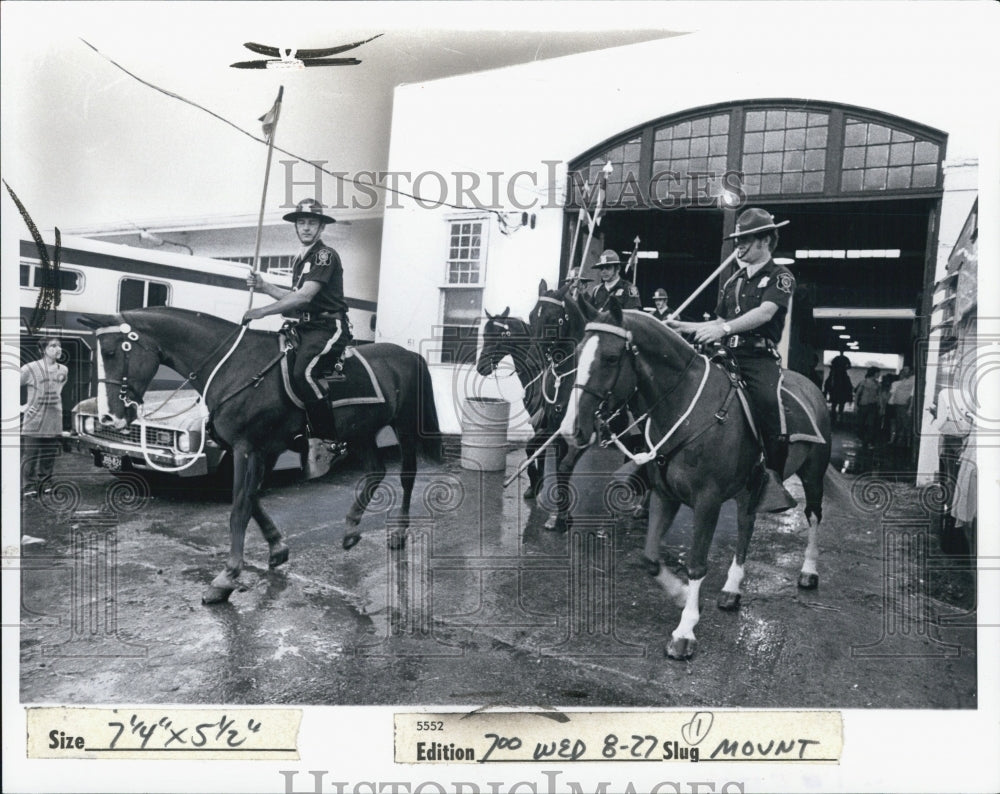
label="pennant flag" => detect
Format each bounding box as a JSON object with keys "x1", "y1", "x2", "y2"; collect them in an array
[
  {"x1": 586, "y1": 161, "x2": 612, "y2": 234},
  {"x1": 258, "y1": 88, "x2": 283, "y2": 140}
]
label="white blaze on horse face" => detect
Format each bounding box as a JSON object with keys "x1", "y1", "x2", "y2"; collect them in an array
[{"x1": 558, "y1": 334, "x2": 599, "y2": 440}]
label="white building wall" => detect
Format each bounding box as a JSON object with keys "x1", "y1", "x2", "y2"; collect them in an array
[{"x1": 380, "y1": 26, "x2": 987, "y2": 435}]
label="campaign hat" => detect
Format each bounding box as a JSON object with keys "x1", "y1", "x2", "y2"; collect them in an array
[
  {"x1": 282, "y1": 198, "x2": 336, "y2": 224},
  {"x1": 727, "y1": 207, "x2": 789, "y2": 239}
]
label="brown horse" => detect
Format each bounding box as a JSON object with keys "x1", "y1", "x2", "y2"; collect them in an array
[
  {"x1": 561, "y1": 300, "x2": 832, "y2": 659},
  {"x1": 82, "y1": 307, "x2": 442, "y2": 604},
  {"x1": 475, "y1": 308, "x2": 547, "y2": 498}
]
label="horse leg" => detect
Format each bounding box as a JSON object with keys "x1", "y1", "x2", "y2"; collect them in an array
[
  {"x1": 524, "y1": 431, "x2": 545, "y2": 499},
  {"x1": 666, "y1": 496, "x2": 722, "y2": 660},
  {"x1": 252, "y1": 453, "x2": 289, "y2": 569},
  {"x1": 545, "y1": 437, "x2": 575, "y2": 532},
  {"x1": 718, "y1": 490, "x2": 755, "y2": 611},
  {"x1": 640, "y1": 487, "x2": 681, "y2": 576},
  {"x1": 204, "y1": 445, "x2": 265, "y2": 604},
  {"x1": 389, "y1": 433, "x2": 418, "y2": 551},
  {"x1": 797, "y1": 454, "x2": 826, "y2": 590},
  {"x1": 343, "y1": 439, "x2": 386, "y2": 551}
]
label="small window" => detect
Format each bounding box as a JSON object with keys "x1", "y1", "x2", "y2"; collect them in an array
[
  {"x1": 20, "y1": 261, "x2": 84, "y2": 293},
  {"x1": 119, "y1": 277, "x2": 172, "y2": 311},
  {"x1": 439, "y1": 218, "x2": 488, "y2": 364}
]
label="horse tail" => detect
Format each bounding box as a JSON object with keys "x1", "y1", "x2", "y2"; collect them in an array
[{"x1": 416, "y1": 353, "x2": 444, "y2": 463}]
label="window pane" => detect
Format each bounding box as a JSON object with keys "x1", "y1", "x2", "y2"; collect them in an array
[
  {"x1": 148, "y1": 282, "x2": 169, "y2": 307},
  {"x1": 742, "y1": 153, "x2": 763, "y2": 173},
  {"x1": 914, "y1": 141, "x2": 939, "y2": 164},
  {"x1": 743, "y1": 132, "x2": 763, "y2": 153},
  {"x1": 786, "y1": 111, "x2": 807, "y2": 128},
  {"x1": 690, "y1": 137, "x2": 709, "y2": 157},
  {"x1": 843, "y1": 146, "x2": 866, "y2": 169},
  {"x1": 807, "y1": 112, "x2": 828, "y2": 127},
  {"x1": 805, "y1": 149, "x2": 826, "y2": 170},
  {"x1": 841, "y1": 170, "x2": 864, "y2": 191},
  {"x1": 442, "y1": 288, "x2": 483, "y2": 324},
  {"x1": 891, "y1": 129, "x2": 914, "y2": 143},
  {"x1": 785, "y1": 128, "x2": 805, "y2": 149},
  {"x1": 55, "y1": 269, "x2": 81, "y2": 292},
  {"x1": 708, "y1": 155, "x2": 728, "y2": 171},
  {"x1": 781, "y1": 172, "x2": 803, "y2": 193},
  {"x1": 20, "y1": 264, "x2": 31, "y2": 286},
  {"x1": 783, "y1": 150, "x2": 804, "y2": 170},
  {"x1": 119, "y1": 278, "x2": 146, "y2": 311},
  {"x1": 868, "y1": 124, "x2": 891, "y2": 144},
  {"x1": 806, "y1": 127, "x2": 828, "y2": 147},
  {"x1": 865, "y1": 144, "x2": 889, "y2": 167},
  {"x1": 674, "y1": 121, "x2": 691, "y2": 137},
  {"x1": 912, "y1": 164, "x2": 938, "y2": 187},
  {"x1": 744, "y1": 111, "x2": 765, "y2": 132},
  {"x1": 671, "y1": 139, "x2": 690, "y2": 158},
  {"x1": 763, "y1": 152, "x2": 783, "y2": 172},
  {"x1": 763, "y1": 130, "x2": 784, "y2": 151},
  {"x1": 887, "y1": 166, "x2": 912, "y2": 190},
  {"x1": 889, "y1": 141, "x2": 914, "y2": 166},
  {"x1": 844, "y1": 123, "x2": 867, "y2": 146},
  {"x1": 761, "y1": 173, "x2": 782, "y2": 193},
  {"x1": 803, "y1": 171, "x2": 825, "y2": 192},
  {"x1": 765, "y1": 110, "x2": 786, "y2": 129},
  {"x1": 710, "y1": 114, "x2": 730, "y2": 134},
  {"x1": 862, "y1": 167, "x2": 887, "y2": 190},
  {"x1": 709, "y1": 135, "x2": 727, "y2": 155},
  {"x1": 691, "y1": 117, "x2": 710, "y2": 136}
]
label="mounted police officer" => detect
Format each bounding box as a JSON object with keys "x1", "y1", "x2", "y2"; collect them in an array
[
  {"x1": 585, "y1": 249, "x2": 641, "y2": 310},
  {"x1": 243, "y1": 198, "x2": 352, "y2": 441},
  {"x1": 651, "y1": 288, "x2": 671, "y2": 322},
  {"x1": 668, "y1": 207, "x2": 796, "y2": 513}
]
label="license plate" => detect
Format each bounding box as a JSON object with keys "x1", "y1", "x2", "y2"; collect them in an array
[{"x1": 101, "y1": 454, "x2": 123, "y2": 472}]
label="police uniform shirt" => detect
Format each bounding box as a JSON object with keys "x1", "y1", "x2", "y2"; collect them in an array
[
  {"x1": 715, "y1": 259, "x2": 795, "y2": 344},
  {"x1": 588, "y1": 277, "x2": 642, "y2": 311},
  {"x1": 291, "y1": 239, "x2": 348, "y2": 317},
  {"x1": 652, "y1": 307, "x2": 671, "y2": 322}
]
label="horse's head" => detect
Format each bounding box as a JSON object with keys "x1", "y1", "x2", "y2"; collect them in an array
[
  {"x1": 83, "y1": 313, "x2": 163, "y2": 431},
  {"x1": 476, "y1": 307, "x2": 515, "y2": 376},
  {"x1": 558, "y1": 297, "x2": 638, "y2": 449},
  {"x1": 530, "y1": 279, "x2": 582, "y2": 366}
]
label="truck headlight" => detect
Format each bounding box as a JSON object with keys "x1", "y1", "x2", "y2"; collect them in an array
[
  {"x1": 84, "y1": 416, "x2": 96, "y2": 434},
  {"x1": 177, "y1": 432, "x2": 191, "y2": 453}
]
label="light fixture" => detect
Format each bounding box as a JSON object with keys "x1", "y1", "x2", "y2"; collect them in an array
[
  {"x1": 832, "y1": 325, "x2": 846, "y2": 330},
  {"x1": 838, "y1": 334, "x2": 851, "y2": 339},
  {"x1": 773, "y1": 257, "x2": 795, "y2": 266}
]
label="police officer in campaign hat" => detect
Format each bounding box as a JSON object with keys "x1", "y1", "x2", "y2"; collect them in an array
[
  {"x1": 585, "y1": 249, "x2": 641, "y2": 310},
  {"x1": 668, "y1": 207, "x2": 796, "y2": 512},
  {"x1": 244, "y1": 198, "x2": 352, "y2": 441},
  {"x1": 651, "y1": 288, "x2": 671, "y2": 322}
]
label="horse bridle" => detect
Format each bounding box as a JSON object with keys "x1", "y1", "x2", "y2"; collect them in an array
[{"x1": 95, "y1": 322, "x2": 163, "y2": 409}]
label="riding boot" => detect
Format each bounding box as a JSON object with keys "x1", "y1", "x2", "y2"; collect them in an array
[
  {"x1": 305, "y1": 396, "x2": 338, "y2": 441},
  {"x1": 753, "y1": 438, "x2": 796, "y2": 513}
]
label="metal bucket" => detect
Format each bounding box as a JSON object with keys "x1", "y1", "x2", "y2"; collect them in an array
[{"x1": 460, "y1": 397, "x2": 510, "y2": 471}]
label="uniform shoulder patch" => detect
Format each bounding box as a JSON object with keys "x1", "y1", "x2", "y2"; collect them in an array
[
  {"x1": 628, "y1": 285, "x2": 639, "y2": 297},
  {"x1": 776, "y1": 272, "x2": 794, "y2": 294},
  {"x1": 316, "y1": 248, "x2": 332, "y2": 267}
]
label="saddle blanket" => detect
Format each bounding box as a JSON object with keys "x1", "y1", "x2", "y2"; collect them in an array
[
  {"x1": 281, "y1": 346, "x2": 386, "y2": 410},
  {"x1": 735, "y1": 382, "x2": 825, "y2": 445}
]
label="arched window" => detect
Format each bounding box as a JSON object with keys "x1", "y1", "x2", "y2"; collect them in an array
[{"x1": 568, "y1": 100, "x2": 946, "y2": 209}]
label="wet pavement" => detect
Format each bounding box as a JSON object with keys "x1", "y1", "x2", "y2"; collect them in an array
[{"x1": 18, "y1": 438, "x2": 977, "y2": 708}]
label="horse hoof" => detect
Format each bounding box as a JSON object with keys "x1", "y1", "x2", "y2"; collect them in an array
[
  {"x1": 268, "y1": 546, "x2": 290, "y2": 569},
  {"x1": 798, "y1": 572, "x2": 819, "y2": 590},
  {"x1": 343, "y1": 532, "x2": 361, "y2": 551},
  {"x1": 387, "y1": 533, "x2": 407, "y2": 551},
  {"x1": 717, "y1": 592, "x2": 742, "y2": 611},
  {"x1": 202, "y1": 586, "x2": 234, "y2": 605},
  {"x1": 639, "y1": 555, "x2": 661, "y2": 577},
  {"x1": 666, "y1": 637, "x2": 696, "y2": 660}
]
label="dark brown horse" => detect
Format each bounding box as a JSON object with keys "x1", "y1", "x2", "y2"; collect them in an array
[
  {"x1": 561, "y1": 300, "x2": 832, "y2": 659},
  {"x1": 475, "y1": 308, "x2": 547, "y2": 498},
  {"x1": 82, "y1": 307, "x2": 442, "y2": 603}
]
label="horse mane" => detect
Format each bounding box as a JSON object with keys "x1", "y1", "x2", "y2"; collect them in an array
[
  {"x1": 618, "y1": 309, "x2": 699, "y2": 362},
  {"x1": 121, "y1": 306, "x2": 250, "y2": 335}
]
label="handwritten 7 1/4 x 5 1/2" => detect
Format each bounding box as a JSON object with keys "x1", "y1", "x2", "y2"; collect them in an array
[{"x1": 393, "y1": 711, "x2": 842, "y2": 763}]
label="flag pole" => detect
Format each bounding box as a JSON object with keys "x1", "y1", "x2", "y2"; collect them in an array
[
  {"x1": 247, "y1": 85, "x2": 284, "y2": 311},
  {"x1": 626, "y1": 235, "x2": 640, "y2": 282}
]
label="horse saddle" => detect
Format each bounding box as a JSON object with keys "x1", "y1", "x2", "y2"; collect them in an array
[
  {"x1": 279, "y1": 340, "x2": 385, "y2": 411},
  {"x1": 709, "y1": 350, "x2": 824, "y2": 446}
]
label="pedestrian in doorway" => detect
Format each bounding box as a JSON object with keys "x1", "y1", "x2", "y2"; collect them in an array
[
  {"x1": 854, "y1": 367, "x2": 881, "y2": 447},
  {"x1": 888, "y1": 366, "x2": 915, "y2": 447},
  {"x1": 824, "y1": 348, "x2": 853, "y2": 427},
  {"x1": 21, "y1": 335, "x2": 68, "y2": 495}
]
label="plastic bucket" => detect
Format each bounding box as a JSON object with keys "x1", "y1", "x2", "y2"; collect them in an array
[{"x1": 460, "y1": 397, "x2": 511, "y2": 471}]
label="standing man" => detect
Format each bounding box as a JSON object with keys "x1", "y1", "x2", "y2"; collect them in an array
[
  {"x1": 651, "y1": 288, "x2": 671, "y2": 322},
  {"x1": 854, "y1": 367, "x2": 881, "y2": 447},
  {"x1": 244, "y1": 198, "x2": 352, "y2": 440},
  {"x1": 888, "y1": 366, "x2": 915, "y2": 447},
  {"x1": 586, "y1": 249, "x2": 641, "y2": 310},
  {"x1": 667, "y1": 207, "x2": 796, "y2": 513},
  {"x1": 21, "y1": 335, "x2": 68, "y2": 495}
]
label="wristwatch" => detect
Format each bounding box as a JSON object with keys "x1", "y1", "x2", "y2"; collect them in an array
[{"x1": 721, "y1": 322, "x2": 733, "y2": 335}]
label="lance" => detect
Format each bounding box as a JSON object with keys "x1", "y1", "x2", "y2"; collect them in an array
[
  {"x1": 503, "y1": 430, "x2": 564, "y2": 488},
  {"x1": 667, "y1": 247, "x2": 740, "y2": 321},
  {"x1": 626, "y1": 235, "x2": 640, "y2": 282},
  {"x1": 578, "y1": 161, "x2": 613, "y2": 276},
  {"x1": 566, "y1": 186, "x2": 587, "y2": 276},
  {"x1": 247, "y1": 85, "x2": 284, "y2": 311}
]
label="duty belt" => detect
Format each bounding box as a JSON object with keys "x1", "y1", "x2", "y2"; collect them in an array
[
  {"x1": 299, "y1": 311, "x2": 345, "y2": 323},
  {"x1": 726, "y1": 334, "x2": 775, "y2": 352}
]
